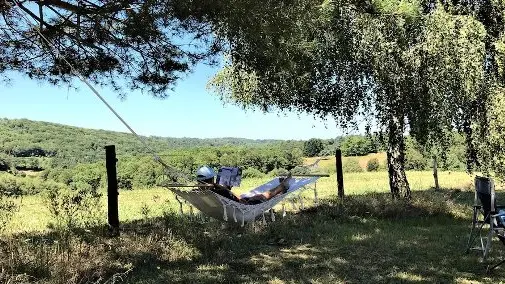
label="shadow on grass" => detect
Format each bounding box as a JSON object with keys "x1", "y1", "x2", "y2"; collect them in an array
[{"x1": 2, "y1": 188, "x2": 503, "y2": 283}]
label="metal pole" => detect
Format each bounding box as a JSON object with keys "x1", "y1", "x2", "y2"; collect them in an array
[{"x1": 105, "y1": 145, "x2": 119, "y2": 236}]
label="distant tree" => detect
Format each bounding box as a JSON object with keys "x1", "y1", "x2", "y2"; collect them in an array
[
  {"x1": 303, "y1": 138, "x2": 324, "y2": 157},
  {"x1": 340, "y1": 135, "x2": 377, "y2": 156},
  {"x1": 422, "y1": 132, "x2": 467, "y2": 172},
  {"x1": 319, "y1": 139, "x2": 336, "y2": 156}
]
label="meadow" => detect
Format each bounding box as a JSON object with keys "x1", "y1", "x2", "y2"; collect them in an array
[
  {"x1": 6, "y1": 170, "x2": 473, "y2": 233},
  {"x1": 3, "y1": 152, "x2": 505, "y2": 283}
]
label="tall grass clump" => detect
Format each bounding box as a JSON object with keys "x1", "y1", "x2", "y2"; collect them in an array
[
  {"x1": 0, "y1": 174, "x2": 22, "y2": 234},
  {"x1": 0, "y1": 194, "x2": 18, "y2": 234},
  {"x1": 44, "y1": 180, "x2": 103, "y2": 232}
]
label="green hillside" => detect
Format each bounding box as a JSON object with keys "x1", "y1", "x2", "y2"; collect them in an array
[{"x1": 0, "y1": 118, "x2": 303, "y2": 170}]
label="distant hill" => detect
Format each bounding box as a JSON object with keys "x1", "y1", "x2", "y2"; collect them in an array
[{"x1": 0, "y1": 118, "x2": 303, "y2": 170}]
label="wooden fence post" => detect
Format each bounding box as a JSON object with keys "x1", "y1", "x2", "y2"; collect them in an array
[
  {"x1": 433, "y1": 156, "x2": 440, "y2": 191},
  {"x1": 105, "y1": 145, "x2": 119, "y2": 236},
  {"x1": 336, "y1": 149, "x2": 344, "y2": 199}
]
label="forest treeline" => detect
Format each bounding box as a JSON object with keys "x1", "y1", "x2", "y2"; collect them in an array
[{"x1": 0, "y1": 118, "x2": 304, "y2": 170}]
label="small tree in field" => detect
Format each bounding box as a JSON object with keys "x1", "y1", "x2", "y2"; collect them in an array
[{"x1": 303, "y1": 138, "x2": 324, "y2": 157}]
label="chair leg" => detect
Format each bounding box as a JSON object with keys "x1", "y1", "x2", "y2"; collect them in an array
[
  {"x1": 467, "y1": 220, "x2": 486, "y2": 255},
  {"x1": 467, "y1": 209, "x2": 478, "y2": 253},
  {"x1": 484, "y1": 218, "x2": 494, "y2": 261}
]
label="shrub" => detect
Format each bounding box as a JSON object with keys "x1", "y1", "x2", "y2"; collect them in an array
[
  {"x1": 269, "y1": 168, "x2": 290, "y2": 177},
  {"x1": 17, "y1": 178, "x2": 39, "y2": 195},
  {"x1": 40, "y1": 170, "x2": 50, "y2": 181},
  {"x1": 46, "y1": 167, "x2": 73, "y2": 185},
  {"x1": 342, "y1": 158, "x2": 363, "y2": 173},
  {"x1": 0, "y1": 174, "x2": 22, "y2": 196},
  {"x1": 118, "y1": 174, "x2": 134, "y2": 190},
  {"x1": 0, "y1": 173, "x2": 67, "y2": 195},
  {"x1": 0, "y1": 174, "x2": 22, "y2": 232},
  {"x1": 0, "y1": 197, "x2": 17, "y2": 234},
  {"x1": 242, "y1": 168, "x2": 264, "y2": 179},
  {"x1": 291, "y1": 166, "x2": 311, "y2": 175},
  {"x1": 72, "y1": 164, "x2": 105, "y2": 189},
  {"x1": 0, "y1": 188, "x2": 19, "y2": 233},
  {"x1": 44, "y1": 180, "x2": 103, "y2": 231},
  {"x1": 366, "y1": 158, "x2": 380, "y2": 172},
  {"x1": 0, "y1": 153, "x2": 14, "y2": 172}
]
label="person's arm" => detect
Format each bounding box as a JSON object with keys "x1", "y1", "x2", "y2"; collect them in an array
[
  {"x1": 210, "y1": 183, "x2": 241, "y2": 202},
  {"x1": 214, "y1": 183, "x2": 233, "y2": 192}
]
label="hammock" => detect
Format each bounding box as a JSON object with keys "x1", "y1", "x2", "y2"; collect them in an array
[{"x1": 167, "y1": 176, "x2": 321, "y2": 226}]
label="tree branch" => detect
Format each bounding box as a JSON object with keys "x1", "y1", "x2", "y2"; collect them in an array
[
  {"x1": 38, "y1": 1, "x2": 43, "y2": 31},
  {"x1": 40, "y1": 0, "x2": 80, "y2": 14},
  {"x1": 15, "y1": 1, "x2": 52, "y2": 29}
]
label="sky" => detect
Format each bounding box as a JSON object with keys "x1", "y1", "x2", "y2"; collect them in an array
[{"x1": 1, "y1": 64, "x2": 344, "y2": 140}]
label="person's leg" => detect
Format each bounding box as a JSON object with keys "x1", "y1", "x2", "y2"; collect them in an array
[
  {"x1": 260, "y1": 173, "x2": 292, "y2": 199},
  {"x1": 238, "y1": 174, "x2": 292, "y2": 204}
]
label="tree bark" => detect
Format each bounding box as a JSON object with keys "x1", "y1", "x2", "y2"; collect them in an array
[{"x1": 387, "y1": 114, "x2": 411, "y2": 200}]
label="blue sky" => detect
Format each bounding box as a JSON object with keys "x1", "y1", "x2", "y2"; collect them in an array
[{"x1": 1, "y1": 64, "x2": 343, "y2": 140}]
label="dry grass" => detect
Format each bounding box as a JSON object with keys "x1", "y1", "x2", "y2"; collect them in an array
[
  {"x1": 2, "y1": 188, "x2": 505, "y2": 283},
  {"x1": 3, "y1": 165, "x2": 504, "y2": 283}
]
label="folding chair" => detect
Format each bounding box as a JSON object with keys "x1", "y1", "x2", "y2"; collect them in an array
[{"x1": 466, "y1": 176, "x2": 505, "y2": 271}]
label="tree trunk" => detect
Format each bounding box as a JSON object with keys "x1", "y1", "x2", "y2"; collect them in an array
[{"x1": 387, "y1": 114, "x2": 411, "y2": 200}]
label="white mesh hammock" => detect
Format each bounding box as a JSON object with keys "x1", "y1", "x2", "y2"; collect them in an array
[{"x1": 168, "y1": 176, "x2": 321, "y2": 226}]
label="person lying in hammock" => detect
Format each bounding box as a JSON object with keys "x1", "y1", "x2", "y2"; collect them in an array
[{"x1": 195, "y1": 166, "x2": 291, "y2": 205}]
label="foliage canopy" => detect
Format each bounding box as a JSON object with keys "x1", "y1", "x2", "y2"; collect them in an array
[
  {"x1": 1, "y1": 0, "x2": 222, "y2": 96},
  {"x1": 208, "y1": 0, "x2": 505, "y2": 197}
]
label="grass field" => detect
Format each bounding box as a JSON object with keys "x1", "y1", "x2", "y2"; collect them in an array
[
  {"x1": 3, "y1": 169, "x2": 505, "y2": 283},
  {"x1": 6, "y1": 171, "x2": 474, "y2": 233}
]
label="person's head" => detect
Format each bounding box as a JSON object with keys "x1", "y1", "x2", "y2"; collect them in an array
[{"x1": 196, "y1": 166, "x2": 215, "y2": 184}]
